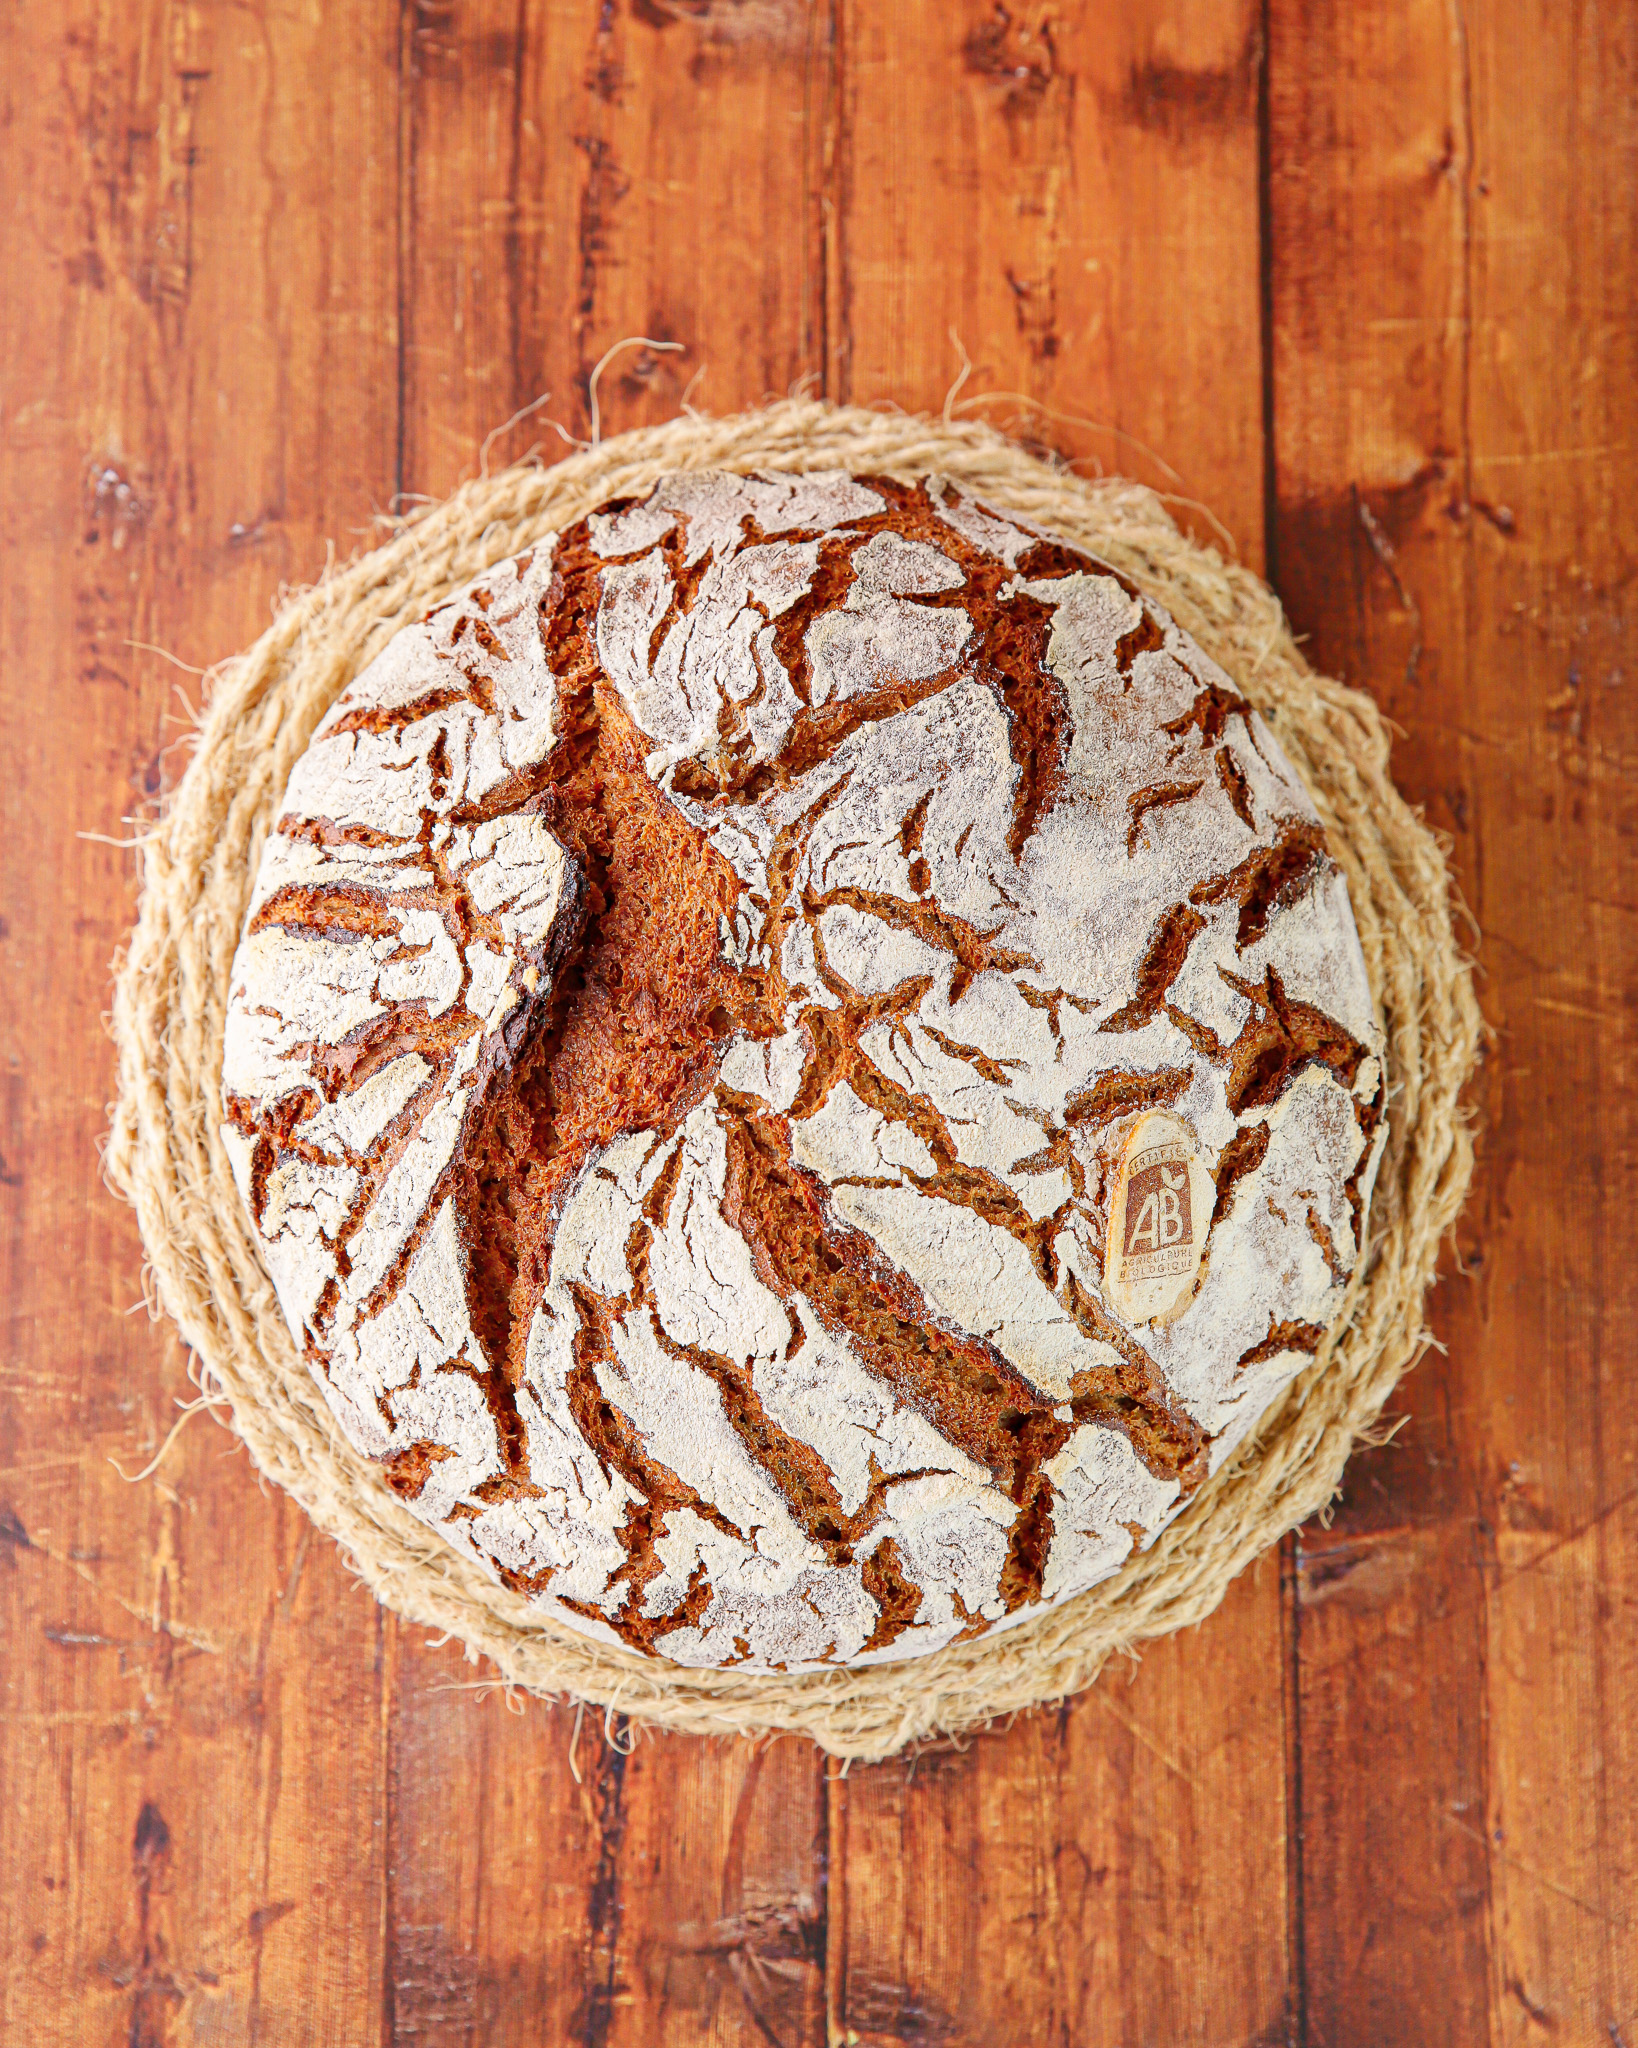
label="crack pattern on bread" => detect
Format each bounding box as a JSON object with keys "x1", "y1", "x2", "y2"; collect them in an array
[{"x1": 221, "y1": 472, "x2": 1387, "y2": 1670}]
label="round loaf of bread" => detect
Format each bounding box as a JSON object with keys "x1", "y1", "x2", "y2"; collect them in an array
[{"x1": 222, "y1": 471, "x2": 1386, "y2": 1671}]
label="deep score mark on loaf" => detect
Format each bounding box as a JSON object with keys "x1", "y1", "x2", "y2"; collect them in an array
[{"x1": 220, "y1": 471, "x2": 1387, "y2": 1672}]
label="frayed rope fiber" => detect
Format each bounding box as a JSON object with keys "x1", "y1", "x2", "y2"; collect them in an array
[{"x1": 107, "y1": 400, "x2": 1482, "y2": 1760}]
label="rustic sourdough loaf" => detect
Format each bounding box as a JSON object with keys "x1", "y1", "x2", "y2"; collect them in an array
[{"x1": 221, "y1": 471, "x2": 1386, "y2": 1671}]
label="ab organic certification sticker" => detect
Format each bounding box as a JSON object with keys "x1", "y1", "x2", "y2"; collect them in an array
[{"x1": 1104, "y1": 1109, "x2": 1216, "y2": 1326}]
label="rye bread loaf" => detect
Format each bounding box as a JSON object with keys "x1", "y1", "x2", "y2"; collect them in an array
[{"x1": 221, "y1": 471, "x2": 1386, "y2": 1672}]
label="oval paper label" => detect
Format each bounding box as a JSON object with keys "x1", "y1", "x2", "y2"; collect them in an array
[{"x1": 1104, "y1": 1109, "x2": 1214, "y2": 1326}]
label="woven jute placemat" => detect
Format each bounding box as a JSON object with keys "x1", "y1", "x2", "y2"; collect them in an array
[{"x1": 106, "y1": 400, "x2": 1482, "y2": 1760}]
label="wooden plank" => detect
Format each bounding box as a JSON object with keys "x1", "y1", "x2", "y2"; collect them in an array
[
  {"x1": 0, "y1": 2, "x2": 400, "y2": 2041},
  {"x1": 1285, "y1": 1474, "x2": 1493, "y2": 2046},
  {"x1": 832, "y1": 0, "x2": 1268, "y2": 559},
  {"x1": 831, "y1": 1569, "x2": 1290, "y2": 2048},
  {"x1": 386, "y1": 7, "x2": 832, "y2": 2043},
  {"x1": 2, "y1": 6, "x2": 1628, "y2": 2041},
  {"x1": 599, "y1": 1729, "x2": 826, "y2": 2047},
  {"x1": 385, "y1": 1669, "x2": 828, "y2": 2047},
  {"x1": 826, "y1": 7, "x2": 1291, "y2": 2043},
  {"x1": 400, "y1": 0, "x2": 833, "y2": 496},
  {"x1": 1266, "y1": 0, "x2": 1638, "y2": 2038},
  {"x1": 383, "y1": 1668, "x2": 599, "y2": 2041}
]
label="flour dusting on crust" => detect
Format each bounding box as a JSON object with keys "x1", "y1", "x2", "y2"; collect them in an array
[{"x1": 222, "y1": 473, "x2": 1386, "y2": 1670}]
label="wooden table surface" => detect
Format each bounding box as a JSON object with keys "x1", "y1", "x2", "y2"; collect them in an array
[{"x1": 3, "y1": 3, "x2": 1633, "y2": 2042}]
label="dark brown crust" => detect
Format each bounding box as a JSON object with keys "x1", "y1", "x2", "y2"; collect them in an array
[
  {"x1": 1191, "y1": 819, "x2": 1329, "y2": 951},
  {"x1": 859, "y1": 1538, "x2": 925, "y2": 1652},
  {"x1": 720, "y1": 1106, "x2": 1052, "y2": 1491},
  {"x1": 1099, "y1": 906, "x2": 1207, "y2": 1034},
  {"x1": 1215, "y1": 745, "x2": 1257, "y2": 830},
  {"x1": 380, "y1": 1439, "x2": 457, "y2": 1501},
  {"x1": 1210, "y1": 1122, "x2": 1273, "y2": 1232},
  {"x1": 1126, "y1": 779, "x2": 1205, "y2": 858},
  {"x1": 1234, "y1": 1318, "x2": 1327, "y2": 1373},
  {"x1": 1064, "y1": 1065, "x2": 1192, "y2": 1132},
  {"x1": 1219, "y1": 963, "x2": 1370, "y2": 1114}
]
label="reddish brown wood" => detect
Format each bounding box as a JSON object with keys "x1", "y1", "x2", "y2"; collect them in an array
[
  {"x1": 384, "y1": 1657, "x2": 827, "y2": 2046},
  {"x1": 1268, "y1": 0, "x2": 1638, "y2": 2040},
  {"x1": 0, "y1": 4, "x2": 401, "y2": 2042},
  {"x1": 399, "y1": 0, "x2": 833, "y2": 491},
  {"x1": 830, "y1": 1570, "x2": 1291, "y2": 2048},
  {"x1": 833, "y1": 0, "x2": 1269, "y2": 561},
  {"x1": 387, "y1": 8, "x2": 832, "y2": 2044},
  {"x1": 826, "y1": 11, "x2": 1293, "y2": 2043},
  {"x1": 0, "y1": 2, "x2": 1632, "y2": 2042}
]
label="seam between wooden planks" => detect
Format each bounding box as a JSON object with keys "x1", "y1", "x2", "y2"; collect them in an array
[
  {"x1": 1258, "y1": 17, "x2": 1306, "y2": 2037},
  {"x1": 1256, "y1": 0, "x2": 1280, "y2": 594},
  {"x1": 1280, "y1": 1530, "x2": 1309, "y2": 2048}
]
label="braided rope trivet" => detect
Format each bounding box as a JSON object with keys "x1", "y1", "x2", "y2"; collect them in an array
[{"x1": 107, "y1": 401, "x2": 1481, "y2": 1759}]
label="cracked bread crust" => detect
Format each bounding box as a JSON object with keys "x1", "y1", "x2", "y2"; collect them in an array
[{"x1": 221, "y1": 470, "x2": 1387, "y2": 1671}]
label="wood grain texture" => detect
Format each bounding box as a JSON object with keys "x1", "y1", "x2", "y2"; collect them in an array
[
  {"x1": 828, "y1": 13, "x2": 1293, "y2": 2044},
  {"x1": 387, "y1": 11, "x2": 833, "y2": 2047},
  {"x1": 1268, "y1": 1, "x2": 1638, "y2": 2041},
  {"x1": 0, "y1": 5, "x2": 400, "y2": 2043},
  {"x1": 1, "y1": 0, "x2": 1632, "y2": 2042},
  {"x1": 833, "y1": 0, "x2": 1268, "y2": 558},
  {"x1": 831, "y1": 1567, "x2": 1290, "y2": 2048},
  {"x1": 400, "y1": 0, "x2": 830, "y2": 493},
  {"x1": 385, "y1": 1612, "x2": 827, "y2": 2048}
]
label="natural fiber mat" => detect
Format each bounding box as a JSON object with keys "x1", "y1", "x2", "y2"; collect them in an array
[{"x1": 107, "y1": 400, "x2": 1482, "y2": 1760}]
